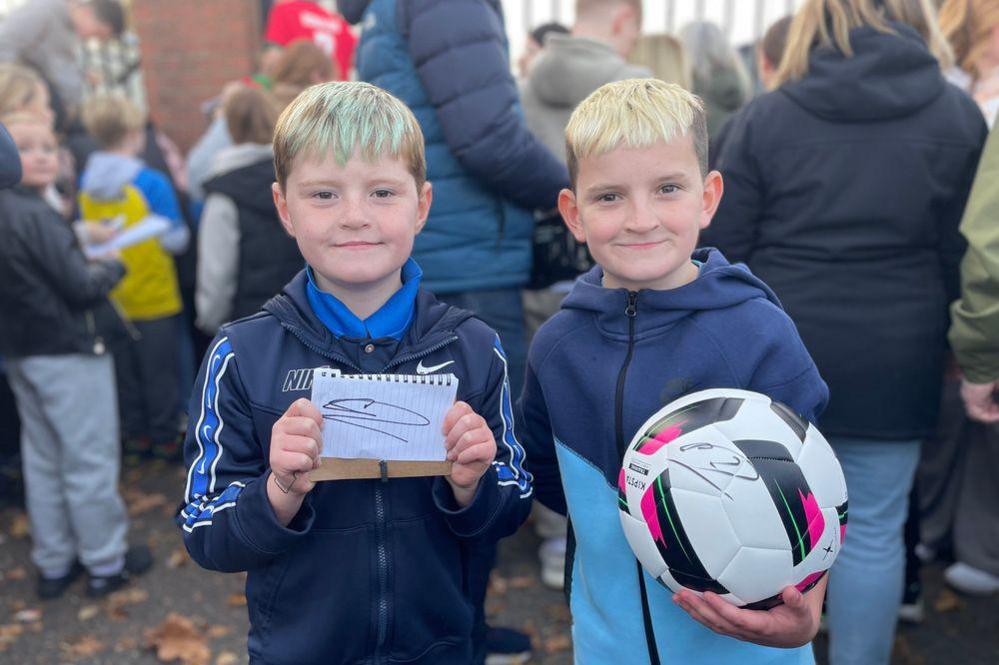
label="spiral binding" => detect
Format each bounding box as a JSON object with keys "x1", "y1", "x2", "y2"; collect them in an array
[{"x1": 316, "y1": 370, "x2": 453, "y2": 387}]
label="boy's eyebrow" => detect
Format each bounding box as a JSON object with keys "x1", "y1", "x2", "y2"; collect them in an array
[
  {"x1": 585, "y1": 172, "x2": 692, "y2": 194},
  {"x1": 295, "y1": 176, "x2": 411, "y2": 189}
]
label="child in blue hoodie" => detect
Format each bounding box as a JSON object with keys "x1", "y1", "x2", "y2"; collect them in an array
[
  {"x1": 78, "y1": 93, "x2": 189, "y2": 459},
  {"x1": 179, "y1": 82, "x2": 532, "y2": 665},
  {"x1": 519, "y1": 79, "x2": 830, "y2": 664}
]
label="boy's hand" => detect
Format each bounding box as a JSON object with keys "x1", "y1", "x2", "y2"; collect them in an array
[
  {"x1": 443, "y1": 401, "x2": 496, "y2": 507},
  {"x1": 267, "y1": 398, "x2": 323, "y2": 524},
  {"x1": 673, "y1": 577, "x2": 825, "y2": 648}
]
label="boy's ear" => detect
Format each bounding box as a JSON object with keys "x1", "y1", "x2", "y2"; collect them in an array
[
  {"x1": 414, "y1": 181, "x2": 433, "y2": 234},
  {"x1": 558, "y1": 188, "x2": 587, "y2": 244},
  {"x1": 272, "y1": 182, "x2": 296, "y2": 237},
  {"x1": 700, "y1": 170, "x2": 724, "y2": 230}
]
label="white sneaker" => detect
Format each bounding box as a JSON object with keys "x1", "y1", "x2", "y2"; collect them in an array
[
  {"x1": 539, "y1": 536, "x2": 566, "y2": 590},
  {"x1": 944, "y1": 562, "x2": 999, "y2": 596}
]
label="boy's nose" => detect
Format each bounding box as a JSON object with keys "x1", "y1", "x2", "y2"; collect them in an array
[
  {"x1": 338, "y1": 200, "x2": 370, "y2": 228},
  {"x1": 625, "y1": 204, "x2": 661, "y2": 234}
]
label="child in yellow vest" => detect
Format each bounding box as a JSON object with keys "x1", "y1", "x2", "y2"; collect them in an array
[{"x1": 78, "y1": 93, "x2": 189, "y2": 460}]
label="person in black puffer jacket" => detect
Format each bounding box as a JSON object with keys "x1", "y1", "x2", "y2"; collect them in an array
[
  {"x1": 704, "y1": 1, "x2": 988, "y2": 663},
  {"x1": 0, "y1": 112, "x2": 150, "y2": 600},
  {"x1": 196, "y1": 85, "x2": 302, "y2": 335}
]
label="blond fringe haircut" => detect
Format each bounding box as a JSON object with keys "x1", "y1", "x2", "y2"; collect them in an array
[
  {"x1": 776, "y1": 0, "x2": 954, "y2": 86},
  {"x1": 273, "y1": 81, "x2": 426, "y2": 191},
  {"x1": 0, "y1": 63, "x2": 46, "y2": 119},
  {"x1": 565, "y1": 78, "x2": 708, "y2": 187},
  {"x1": 81, "y1": 92, "x2": 145, "y2": 149},
  {"x1": 939, "y1": 0, "x2": 999, "y2": 78}
]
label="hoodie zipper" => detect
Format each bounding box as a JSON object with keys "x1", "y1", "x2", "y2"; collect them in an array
[
  {"x1": 614, "y1": 291, "x2": 637, "y2": 456},
  {"x1": 614, "y1": 291, "x2": 662, "y2": 665}
]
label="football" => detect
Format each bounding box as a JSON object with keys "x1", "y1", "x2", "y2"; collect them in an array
[{"x1": 618, "y1": 388, "x2": 847, "y2": 608}]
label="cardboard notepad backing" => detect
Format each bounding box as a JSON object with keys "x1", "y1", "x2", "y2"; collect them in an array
[{"x1": 308, "y1": 368, "x2": 458, "y2": 480}]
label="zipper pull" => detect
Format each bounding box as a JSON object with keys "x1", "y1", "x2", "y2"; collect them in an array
[{"x1": 625, "y1": 291, "x2": 638, "y2": 318}]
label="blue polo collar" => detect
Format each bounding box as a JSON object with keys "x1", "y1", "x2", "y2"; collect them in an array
[{"x1": 305, "y1": 258, "x2": 422, "y2": 340}]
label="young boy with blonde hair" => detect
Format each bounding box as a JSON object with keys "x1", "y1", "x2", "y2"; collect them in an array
[
  {"x1": 519, "y1": 79, "x2": 830, "y2": 663},
  {"x1": 179, "y1": 81, "x2": 532, "y2": 664},
  {"x1": 78, "y1": 92, "x2": 189, "y2": 460}
]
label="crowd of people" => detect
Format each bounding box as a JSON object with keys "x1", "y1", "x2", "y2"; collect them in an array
[{"x1": 0, "y1": 0, "x2": 998, "y2": 664}]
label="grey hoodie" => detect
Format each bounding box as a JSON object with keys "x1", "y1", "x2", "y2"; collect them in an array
[{"x1": 520, "y1": 35, "x2": 651, "y2": 162}]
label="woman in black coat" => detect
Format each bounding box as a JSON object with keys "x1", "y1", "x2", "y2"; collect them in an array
[{"x1": 705, "y1": 1, "x2": 987, "y2": 663}]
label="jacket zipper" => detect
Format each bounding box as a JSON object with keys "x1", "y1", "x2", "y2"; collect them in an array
[
  {"x1": 614, "y1": 291, "x2": 663, "y2": 665},
  {"x1": 374, "y1": 480, "x2": 389, "y2": 661},
  {"x1": 279, "y1": 321, "x2": 459, "y2": 659},
  {"x1": 614, "y1": 292, "x2": 638, "y2": 456}
]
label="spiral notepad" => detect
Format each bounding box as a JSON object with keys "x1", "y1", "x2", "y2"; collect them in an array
[{"x1": 311, "y1": 369, "x2": 459, "y2": 461}]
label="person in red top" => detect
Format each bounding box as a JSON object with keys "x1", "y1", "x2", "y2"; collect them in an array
[{"x1": 264, "y1": 0, "x2": 356, "y2": 80}]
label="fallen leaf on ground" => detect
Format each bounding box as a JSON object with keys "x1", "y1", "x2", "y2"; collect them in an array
[
  {"x1": 145, "y1": 613, "x2": 211, "y2": 665},
  {"x1": 4, "y1": 567, "x2": 26, "y2": 581},
  {"x1": 933, "y1": 588, "x2": 965, "y2": 613},
  {"x1": 167, "y1": 548, "x2": 189, "y2": 569},
  {"x1": 106, "y1": 586, "x2": 150, "y2": 620},
  {"x1": 78, "y1": 605, "x2": 100, "y2": 621},
  {"x1": 226, "y1": 594, "x2": 246, "y2": 607},
  {"x1": 61, "y1": 634, "x2": 106, "y2": 659},
  {"x1": 508, "y1": 575, "x2": 534, "y2": 589},
  {"x1": 543, "y1": 632, "x2": 572, "y2": 653},
  {"x1": 489, "y1": 574, "x2": 508, "y2": 595},
  {"x1": 115, "y1": 635, "x2": 139, "y2": 652},
  {"x1": 7, "y1": 513, "x2": 28, "y2": 538},
  {"x1": 206, "y1": 624, "x2": 231, "y2": 639},
  {"x1": 0, "y1": 623, "x2": 23, "y2": 652},
  {"x1": 127, "y1": 492, "x2": 168, "y2": 516},
  {"x1": 215, "y1": 651, "x2": 240, "y2": 665},
  {"x1": 14, "y1": 608, "x2": 41, "y2": 623}
]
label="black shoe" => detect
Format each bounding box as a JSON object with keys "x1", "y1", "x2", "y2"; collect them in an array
[
  {"x1": 37, "y1": 561, "x2": 83, "y2": 600},
  {"x1": 485, "y1": 626, "x2": 532, "y2": 665},
  {"x1": 86, "y1": 545, "x2": 154, "y2": 598},
  {"x1": 898, "y1": 579, "x2": 924, "y2": 624}
]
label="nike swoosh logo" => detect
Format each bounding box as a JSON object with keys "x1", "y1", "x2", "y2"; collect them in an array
[{"x1": 416, "y1": 359, "x2": 454, "y2": 375}]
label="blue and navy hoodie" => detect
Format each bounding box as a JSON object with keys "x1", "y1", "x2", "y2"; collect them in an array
[
  {"x1": 519, "y1": 249, "x2": 829, "y2": 665},
  {"x1": 179, "y1": 268, "x2": 532, "y2": 665}
]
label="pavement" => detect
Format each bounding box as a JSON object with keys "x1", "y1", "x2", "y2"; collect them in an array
[{"x1": 0, "y1": 458, "x2": 996, "y2": 664}]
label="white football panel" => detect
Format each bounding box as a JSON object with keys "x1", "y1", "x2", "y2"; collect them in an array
[
  {"x1": 795, "y1": 429, "x2": 848, "y2": 509},
  {"x1": 710, "y1": 400, "x2": 804, "y2": 460},
  {"x1": 718, "y1": 546, "x2": 794, "y2": 605},
  {"x1": 719, "y1": 470, "x2": 792, "y2": 550},
  {"x1": 670, "y1": 487, "x2": 741, "y2": 580}
]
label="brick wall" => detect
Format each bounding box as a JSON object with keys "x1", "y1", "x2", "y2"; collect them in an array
[{"x1": 132, "y1": 0, "x2": 262, "y2": 153}]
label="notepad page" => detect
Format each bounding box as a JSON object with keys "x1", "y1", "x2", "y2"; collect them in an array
[{"x1": 311, "y1": 369, "x2": 459, "y2": 461}]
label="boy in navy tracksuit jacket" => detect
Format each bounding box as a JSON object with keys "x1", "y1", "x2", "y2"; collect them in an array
[
  {"x1": 519, "y1": 80, "x2": 830, "y2": 663},
  {"x1": 179, "y1": 82, "x2": 532, "y2": 665}
]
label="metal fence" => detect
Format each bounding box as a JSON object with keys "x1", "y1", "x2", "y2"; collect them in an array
[{"x1": 503, "y1": 0, "x2": 807, "y2": 62}]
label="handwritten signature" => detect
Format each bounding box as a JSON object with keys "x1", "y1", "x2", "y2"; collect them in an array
[
  {"x1": 322, "y1": 398, "x2": 430, "y2": 443},
  {"x1": 669, "y1": 442, "x2": 760, "y2": 499}
]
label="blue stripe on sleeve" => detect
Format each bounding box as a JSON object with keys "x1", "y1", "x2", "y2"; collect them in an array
[
  {"x1": 492, "y1": 336, "x2": 533, "y2": 498},
  {"x1": 182, "y1": 337, "x2": 241, "y2": 529}
]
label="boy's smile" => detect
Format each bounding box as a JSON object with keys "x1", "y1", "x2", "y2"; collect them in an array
[
  {"x1": 559, "y1": 137, "x2": 722, "y2": 292},
  {"x1": 273, "y1": 151, "x2": 432, "y2": 317}
]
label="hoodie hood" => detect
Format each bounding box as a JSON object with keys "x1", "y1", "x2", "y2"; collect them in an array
[
  {"x1": 781, "y1": 22, "x2": 944, "y2": 122},
  {"x1": 561, "y1": 248, "x2": 781, "y2": 337},
  {"x1": 202, "y1": 144, "x2": 277, "y2": 216},
  {"x1": 208, "y1": 143, "x2": 273, "y2": 179},
  {"x1": 339, "y1": 0, "x2": 371, "y2": 24},
  {"x1": 528, "y1": 35, "x2": 650, "y2": 108},
  {"x1": 79, "y1": 152, "x2": 143, "y2": 201},
  {"x1": 695, "y1": 67, "x2": 748, "y2": 113}
]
